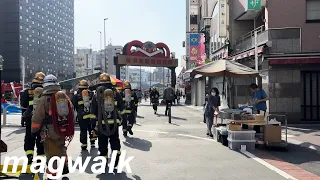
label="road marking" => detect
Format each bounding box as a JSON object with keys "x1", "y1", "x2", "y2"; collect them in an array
[
  {"x1": 135, "y1": 129, "x2": 169, "y2": 134},
  {"x1": 240, "y1": 150, "x2": 297, "y2": 180},
  {"x1": 177, "y1": 134, "x2": 217, "y2": 142}
]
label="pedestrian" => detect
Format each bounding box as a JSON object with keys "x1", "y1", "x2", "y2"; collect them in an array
[{"x1": 204, "y1": 88, "x2": 221, "y2": 137}]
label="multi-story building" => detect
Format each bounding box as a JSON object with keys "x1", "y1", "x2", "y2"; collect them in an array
[
  {"x1": 75, "y1": 48, "x2": 93, "y2": 74},
  {"x1": 181, "y1": 55, "x2": 187, "y2": 68},
  {"x1": 197, "y1": 0, "x2": 320, "y2": 123},
  {"x1": 0, "y1": 0, "x2": 74, "y2": 83},
  {"x1": 126, "y1": 67, "x2": 150, "y2": 89},
  {"x1": 74, "y1": 54, "x2": 88, "y2": 77}
]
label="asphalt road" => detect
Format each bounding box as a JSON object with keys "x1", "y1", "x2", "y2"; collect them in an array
[{"x1": 1, "y1": 101, "x2": 290, "y2": 180}]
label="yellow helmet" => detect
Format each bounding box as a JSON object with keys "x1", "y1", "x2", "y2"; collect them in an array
[
  {"x1": 32, "y1": 72, "x2": 45, "y2": 83},
  {"x1": 99, "y1": 73, "x2": 111, "y2": 84},
  {"x1": 123, "y1": 81, "x2": 131, "y2": 89},
  {"x1": 79, "y1": 79, "x2": 89, "y2": 89}
]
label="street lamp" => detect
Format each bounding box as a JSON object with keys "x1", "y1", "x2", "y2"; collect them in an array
[{"x1": 103, "y1": 18, "x2": 108, "y2": 73}]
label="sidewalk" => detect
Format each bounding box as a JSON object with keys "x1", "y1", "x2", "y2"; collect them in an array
[
  {"x1": 1, "y1": 114, "x2": 21, "y2": 127},
  {"x1": 182, "y1": 103, "x2": 320, "y2": 152}
]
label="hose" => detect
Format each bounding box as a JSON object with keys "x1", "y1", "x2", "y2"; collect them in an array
[{"x1": 96, "y1": 86, "x2": 118, "y2": 136}]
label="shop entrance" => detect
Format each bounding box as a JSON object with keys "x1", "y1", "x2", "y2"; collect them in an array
[
  {"x1": 114, "y1": 40, "x2": 178, "y2": 88},
  {"x1": 301, "y1": 71, "x2": 320, "y2": 122}
]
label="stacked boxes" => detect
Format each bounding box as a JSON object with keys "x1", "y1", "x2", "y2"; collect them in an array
[{"x1": 227, "y1": 130, "x2": 256, "y2": 151}]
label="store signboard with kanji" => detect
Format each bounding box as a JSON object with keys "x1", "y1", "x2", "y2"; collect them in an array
[
  {"x1": 246, "y1": 0, "x2": 261, "y2": 10},
  {"x1": 117, "y1": 55, "x2": 178, "y2": 67}
]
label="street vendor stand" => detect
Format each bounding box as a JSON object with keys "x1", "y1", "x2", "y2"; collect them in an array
[{"x1": 191, "y1": 59, "x2": 287, "y2": 151}]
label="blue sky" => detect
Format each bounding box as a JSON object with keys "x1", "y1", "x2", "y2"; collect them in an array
[{"x1": 74, "y1": 0, "x2": 186, "y2": 70}]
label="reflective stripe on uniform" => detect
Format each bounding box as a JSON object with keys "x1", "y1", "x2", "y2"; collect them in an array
[
  {"x1": 123, "y1": 110, "x2": 132, "y2": 114},
  {"x1": 83, "y1": 114, "x2": 96, "y2": 119},
  {"x1": 120, "y1": 110, "x2": 126, "y2": 114},
  {"x1": 135, "y1": 104, "x2": 138, "y2": 106},
  {"x1": 37, "y1": 154, "x2": 45, "y2": 157},
  {"x1": 31, "y1": 123, "x2": 41, "y2": 128},
  {"x1": 81, "y1": 144, "x2": 87, "y2": 147},
  {"x1": 78, "y1": 101, "x2": 84, "y2": 105},
  {"x1": 128, "y1": 124, "x2": 132, "y2": 127},
  {"x1": 25, "y1": 150, "x2": 34, "y2": 156},
  {"x1": 115, "y1": 101, "x2": 118, "y2": 106},
  {"x1": 122, "y1": 97, "x2": 134, "y2": 101},
  {"x1": 29, "y1": 101, "x2": 33, "y2": 105},
  {"x1": 96, "y1": 119, "x2": 121, "y2": 125},
  {"x1": 117, "y1": 151, "x2": 121, "y2": 155}
]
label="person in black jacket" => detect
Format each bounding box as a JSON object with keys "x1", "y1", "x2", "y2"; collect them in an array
[
  {"x1": 20, "y1": 72, "x2": 45, "y2": 165},
  {"x1": 90, "y1": 73, "x2": 124, "y2": 168},
  {"x1": 121, "y1": 81, "x2": 138, "y2": 137},
  {"x1": 150, "y1": 87, "x2": 160, "y2": 114},
  {"x1": 72, "y1": 80, "x2": 96, "y2": 150}
]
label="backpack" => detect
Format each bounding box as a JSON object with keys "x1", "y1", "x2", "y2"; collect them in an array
[
  {"x1": 167, "y1": 88, "x2": 175, "y2": 100},
  {"x1": 50, "y1": 91, "x2": 75, "y2": 138}
]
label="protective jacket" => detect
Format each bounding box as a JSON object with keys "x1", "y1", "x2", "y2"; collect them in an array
[
  {"x1": 150, "y1": 90, "x2": 160, "y2": 102},
  {"x1": 91, "y1": 84, "x2": 124, "y2": 136},
  {"x1": 122, "y1": 89, "x2": 138, "y2": 114}
]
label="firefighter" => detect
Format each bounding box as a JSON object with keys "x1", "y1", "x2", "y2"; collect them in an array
[
  {"x1": 91, "y1": 73, "x2": 124, "y2": 169},
  {"x1": 20, "y1": 72, "x2": 45, "y2": 165},
  {"x1": 121, "y1": 81, "x2": 138, "y2": 137},
  {"x1": 150, "y1": 87, "x2": 160, "y2": 114},
  {"x1": 72, "y1": 80, "x2": 96, "y2": 150},
  {"x1": 31, "y1": 74, "x2": 74, "y2": 179},
  {"x1": 20, "y1": 89, "x2": 27, "y2": 127}
]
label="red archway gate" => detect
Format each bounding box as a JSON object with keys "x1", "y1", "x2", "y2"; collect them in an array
[{"x1": 114, "y1": 40, "x2": 178, "y2": 88}]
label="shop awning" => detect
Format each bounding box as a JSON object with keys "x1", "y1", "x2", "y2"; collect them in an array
[{"x1": 192, "y1": 59, "x2": 260, "y2": 78}]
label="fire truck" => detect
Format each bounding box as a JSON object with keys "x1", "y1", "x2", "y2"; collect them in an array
[{"x1": 1, "y1": 80, "x2": 23, "y2": 103}]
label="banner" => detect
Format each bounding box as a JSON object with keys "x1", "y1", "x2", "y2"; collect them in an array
[{"x1": 189, "y1": 33, "x2": 199, "y2": 62}]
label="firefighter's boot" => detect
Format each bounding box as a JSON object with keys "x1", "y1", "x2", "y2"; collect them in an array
[{"x1": 81, "y1": 144, "x2": 87, "y2": 151}]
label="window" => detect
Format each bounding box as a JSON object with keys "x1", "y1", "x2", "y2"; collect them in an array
[{"x1": 307, "y1": 0, "x2": 320, "y2": 21}]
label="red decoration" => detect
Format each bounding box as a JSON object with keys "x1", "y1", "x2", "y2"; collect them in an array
[{"x1": 126, "y1": 57, "x2": 131, "y2": 63}]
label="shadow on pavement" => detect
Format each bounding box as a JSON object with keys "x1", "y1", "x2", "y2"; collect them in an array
[
  {"x1": 286, "y1": 126, "x2": 320, "y2": 135},
  {"x1": 136, "y1": 115, "x2": 144, "y2": 119},
  {"x1": 156, "y1": 114, "x2": 187, "y2": 120},
  {"x1": 123, "y1": 137, "x2": 152, "y2": 151},
  {"x1": 97, "y1": 172, "x2": 141, "y2": 180},
  {"x1": 6, "y1": 128, "x2": 25, "y2": 136},
  {"x1": 74, "y1": 147, "x2": 99, "y2": 174},
  {"x1": 260, "y1": 143, "x2": 320, "y2": 176}
]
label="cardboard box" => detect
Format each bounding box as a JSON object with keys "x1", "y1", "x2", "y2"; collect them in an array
[
  {"x1": 227, "y1": 124, "x2": 242, "y2": 131},
  {"x1": 264, "y1": 125, "x2": 281, "y2": 142},
  {"x1": 255, "y1": 114, "x2": 265, "y2": 121}
]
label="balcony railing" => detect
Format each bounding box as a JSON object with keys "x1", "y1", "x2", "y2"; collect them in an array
[
  {"x1": 199, "y1": 18, "x2": 211, "y2": 32},
  {"x1": 234, "y1": 26, "x2": 301, "y2": 54}
]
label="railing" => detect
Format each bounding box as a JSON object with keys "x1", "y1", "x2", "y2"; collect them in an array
[
  {"x1": 234, "y1": 27, "x2": 301, "y2": 54},
  {"x1": 2, "y1": 105, "x2": 16, "y2": 126},
  {"x1": 235, "y1": 25, "x2": 266, "y2": 45}
]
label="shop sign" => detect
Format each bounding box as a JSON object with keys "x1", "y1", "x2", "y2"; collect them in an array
[
  {"x1": 219, "y1": 0, "x2": 227, "y2": 38},
  {"x1": 117, "y1": 55, "x2": 178, "y2": 67},
  {"x1": 246, "y1": 0, "x2": 261, "y2": 10}
]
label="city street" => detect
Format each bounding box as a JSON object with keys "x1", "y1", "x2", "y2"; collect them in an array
[{"x1": 1, "y1": 101, "x2": 319, "y2": 180}]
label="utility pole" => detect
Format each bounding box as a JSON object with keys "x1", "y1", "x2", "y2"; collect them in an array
[
  {"x1": 20, "y1": 56, "x2": 25, "y2": 88},
  {"x1": 103, "y1": 18, "x2": 108, "y2": 73},
  {"x1": 254, "y1": 18, "x2": 258, "y2": 85},
  {"x1": 140, "y1": 66, "x2": 142, "y2": 90}
]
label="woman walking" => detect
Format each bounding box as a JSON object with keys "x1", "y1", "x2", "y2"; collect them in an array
[{"x1": 204, "y1": 88, "x2": 221, "y2": 137}]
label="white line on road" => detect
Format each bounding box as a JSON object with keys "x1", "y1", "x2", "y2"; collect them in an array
[
  {"x1": 177, "y1": 134, "x2": 217, "y2": 142},
  {"x1": 240, "y1": 150, "x2": 297, "y2": 180},
  {"x1": 135, "y1": 129, "x2": 169, "y2": 134}
]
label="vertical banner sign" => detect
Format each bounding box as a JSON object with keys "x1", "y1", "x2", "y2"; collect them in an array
[
  {"x1": 198, "y1": 33, "x2": 206, "y2": 66},
  {"x1": 219, "y1": 0, "x2": 227, "y2": 38},
  {"x1": 246, "y1": 0, "x2": 261, "y2": 10},
  {"x1": 189, "y1": 33, "x2": 199, "y2": 63},
  {"x1": 186, "y1": 33, "x2": 190, "y2": 57}
]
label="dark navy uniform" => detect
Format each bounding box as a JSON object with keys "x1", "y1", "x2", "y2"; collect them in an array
[
  {"x1": 91, "y1": 83, "x2": 124, "y2": 166},
  {"x1": 121, "y1": 89, "x2": 138, "y2": 136},
  {"x1": 73, "y1": 89, "x2": 96, "y2": 150},
  {"x1": 21, "y1": 87, "x2": 44, "y2": 164}
]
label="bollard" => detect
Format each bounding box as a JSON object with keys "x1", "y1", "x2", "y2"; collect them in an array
[{"x1": 2, "y1": 105, "x2": 16, "y2": 126}]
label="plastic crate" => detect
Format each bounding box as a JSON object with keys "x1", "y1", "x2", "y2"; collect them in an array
[
  {"x1": 228, "y1": 130, "x2": 256, "y2": 141},
  {"x1": 227, "y1": 138, "x2": 255, "y2": 151}
]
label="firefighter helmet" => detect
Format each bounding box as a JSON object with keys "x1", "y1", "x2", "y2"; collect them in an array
[
  {"x1": 32, "y1": 72, "x2": 45, "y2": 83},
  {"x1": 123, "y1": 81, "x2": 131, "y2": 89},
  {"x1": 79, "y1": 80, "x2": 89, "y2": 89},
  {"x1": 99, "y1": 73, "x2": 111, "y2": 84},
  {"x1": 43, "y1": 74, "x2": 59, "y2": 87}
]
